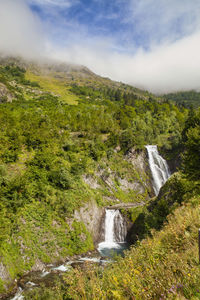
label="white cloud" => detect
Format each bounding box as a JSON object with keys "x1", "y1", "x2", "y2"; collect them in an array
[
  {"x1": 51, "y1": 30, "x2": 200, "y2": 94},
  {"x1": 128, "y1": 0, "x2": 200, "y2": 44},
  {"x1": 28, "y1": 0, "x2": 74, "y2": 8},
  {"x1": 47, "y1": 0, "x2": 200, "y2": 93},
  {"x1": 37, "y1": 0, "x2": 200, "y2": 93},
  {"x1": 0, "y1": 0, "x2": 45, "y2": 59},
  {"x1": 1, "y1": 0, "x2": 200, "y2": 94}
]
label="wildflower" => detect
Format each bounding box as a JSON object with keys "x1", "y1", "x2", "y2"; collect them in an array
[{"x1": 176, "y1": 283, "x2": 183, "y2": 289}]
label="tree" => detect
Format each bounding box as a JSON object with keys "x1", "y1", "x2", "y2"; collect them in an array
[{"x1": 182, "y1": 125, "x2": 200, "y2": 180}]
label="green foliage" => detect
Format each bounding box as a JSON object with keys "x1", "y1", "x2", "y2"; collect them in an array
[
  {"x1": 62, "y1": 197, "x2": 200, "y2": 299},
  {"x1": 182, "y1": 108, "x2": 200, "y2": 180},
  {"x1": 0, "y1": 65, "x2": 39, "y2": 87},
  {"x1": 129, "y1": 173, "x2": 196, "y2": 242},
  {"x1": 183, "y1": 126, "x2": 200, "y2": 179},
  {"x1": 23, "y1": 282, "x2": 65, "y2": 300},
  {"x1": 164, "y1": 90, "x2": 200, "y2": 108},
  {"x1": 0, "y1": 61, "x2": 190, "y2": 296},
  {"x1": 49, "y1": 167, "x2": 73, "y2": 189}
]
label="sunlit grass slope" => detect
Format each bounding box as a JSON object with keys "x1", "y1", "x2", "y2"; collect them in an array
[{"x1": 26, "y1": 71, "x2": 79, "y2": 105}]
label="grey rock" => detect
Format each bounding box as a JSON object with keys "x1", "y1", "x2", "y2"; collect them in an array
[{"x1": 74, "y1": 200, "x2": 105, "y2": 245}]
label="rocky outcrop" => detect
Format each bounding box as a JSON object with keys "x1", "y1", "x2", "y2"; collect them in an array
[
  {"x1": 0, "y1": 263, "x2": 10, "y2": 283},
  {"x1": 0, "y1": 83, "x2": 13, "y2": 103},
  {"x1": 126, "y1": 148, "x2": 154, "y2": 197},
  {"x1": 118, "y1": 177, "x2": 145, "y2": 194},
  {"x1": 74, "y1": 200, "x2": 105, "y2": 245},
  {"x1": 83, "y1": 148, "x2": 153, "y2": 198},
  {"x1": 82, "y1": 175, "x2": 101, "y2": 189}
]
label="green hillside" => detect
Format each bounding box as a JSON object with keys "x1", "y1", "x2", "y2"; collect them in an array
[
  {"x1": 1, "y1": 57, "x2": 199, "y2": 299},
  {"x1": 163, "y1": 90, "x2": 200, "y2": 108},
  {"x1": 23, "y1": 99, "x2": 200, "y2": 300}
]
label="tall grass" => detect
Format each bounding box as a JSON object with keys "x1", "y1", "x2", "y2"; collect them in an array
[{"x1": 63, "y1": 196, "x2": 200, "y2": 299}]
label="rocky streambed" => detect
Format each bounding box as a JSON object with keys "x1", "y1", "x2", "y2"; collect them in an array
[
  {"x1": 7, "y1": 208, "x2": 130, "y2": 299},
  {"x1": 6, "y1": 252, "x2": 113, "y2": 300}
]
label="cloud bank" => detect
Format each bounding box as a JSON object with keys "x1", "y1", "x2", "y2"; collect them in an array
[
  {"x1": 0, "y1": 0, "x2": 45, "y2": 59},
  {"x1": 128, "y1": 0, "x2": 200, "y2": 45},
  {"x1": 1, "y1": 0, "x2": 200, "y2": 93}
]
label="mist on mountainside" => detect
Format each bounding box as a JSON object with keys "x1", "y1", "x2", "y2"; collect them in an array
[{"x1": 1, "y1": 0, "x2": 200, "y2": 94}]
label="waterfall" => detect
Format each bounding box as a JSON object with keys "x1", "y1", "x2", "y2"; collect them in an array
[
  {"x1": 98, "y1": 209, "x2": 127, "y2": 256},
  {"x1": 146, "y1": 145, "x2": 171, "y2": 196},
  {"x1": 104, "y1": 209, "x2": 126, "y2": 244}
]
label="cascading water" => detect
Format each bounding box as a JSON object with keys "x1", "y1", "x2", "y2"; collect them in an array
[
  {"x1": 98, "y1": 209, "x2": 127, "y2": 257},
  {"x1": 146, "y1": 145, "x2": 171, "y2": 196}
]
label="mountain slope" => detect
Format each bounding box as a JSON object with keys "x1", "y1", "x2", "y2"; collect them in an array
[
  {"x1": 163, "y1": 90, "x2": 200, "y2": 108},
  {"x1": 0, "y1": 56, "x2": 189, "y2": 296},
  {"x1": 31, "y1": 109, "x2": 200, "y2": 300}
]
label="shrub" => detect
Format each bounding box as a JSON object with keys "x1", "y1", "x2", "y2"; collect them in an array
[{"x1": 49, "y1": 167, "x2": 73, "y2": 189}]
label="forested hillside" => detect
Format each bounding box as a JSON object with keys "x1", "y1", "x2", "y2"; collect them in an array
[
  {"x1": 27, "y1": 99, "x2": 200, "y2": 300},
  {"x1": 58, "y1": 107, "x2": 200, "y2": 300},
  {"x1": 163, "y1": 90, "x2": 200, "y2": 108},
  {"x1": 0, "y1": 57, "x2": 198, "y2": 299}
]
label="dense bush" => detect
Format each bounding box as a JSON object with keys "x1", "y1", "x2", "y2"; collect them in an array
[{"x1": 182, "y1": 108, "x2": 200, "y2": 180}]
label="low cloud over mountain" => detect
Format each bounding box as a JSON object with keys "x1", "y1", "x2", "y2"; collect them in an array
[{"x1": 1, "y1": 0, "x2": 200, "y2": 93}]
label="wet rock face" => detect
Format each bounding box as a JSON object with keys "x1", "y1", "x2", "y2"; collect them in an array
[
  {"x1": 126, "y1": 148, "x2": 154, "y2": 197},
  {"x1": 113, "y1": 211, "x2": 127, "y2": 243},
  {"x1": 126, "y1": 148, "x2": 148, "y2": 173},
  {"x1": 74, "y1": 200, "x2": 105, "y2": 245}
]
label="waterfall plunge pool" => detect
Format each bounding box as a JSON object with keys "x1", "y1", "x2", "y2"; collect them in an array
[
  {"x1": 9, "y1": 209, "x2": 127, "y2": 300},
  {"x1": 98, "y1": 241, "x2": 129, "y2": 257},
  {"x1": 97, "y1": 209, "x2": 129, "y2": 257}
]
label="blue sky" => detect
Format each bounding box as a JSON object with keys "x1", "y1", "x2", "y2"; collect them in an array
[
  {"x1": 1, "y1": 0, "x2": 200, "y2": 93},
  {"x1": 28, "y1": 0, "x2": 136, "y2": 52},
  {"x1": 27, "y1": 0, "x2": 200, "y2": 52}
]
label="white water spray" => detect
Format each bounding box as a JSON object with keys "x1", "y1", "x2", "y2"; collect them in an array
[
  {"x1": 98, "y1": 209, "x2": 126, "y2": 253},
  {"x1": 146, "y1": 145, "x2": 171, "y2": 195}
]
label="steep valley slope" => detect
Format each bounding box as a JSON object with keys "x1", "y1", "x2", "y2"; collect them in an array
[{"x1": 0, "y1": 56, "x2": 193, "y2": 298}]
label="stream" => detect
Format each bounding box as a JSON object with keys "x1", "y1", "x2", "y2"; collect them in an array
[
  {"x1": 9, "y1": 209, "x2": 127, "y2": 300},
  {"x1": 10, "y1": 256, "x2": 113, "y2": 300},
  {"x1": 9, "y1": 145, "x2": 171, "y2": 299}
]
